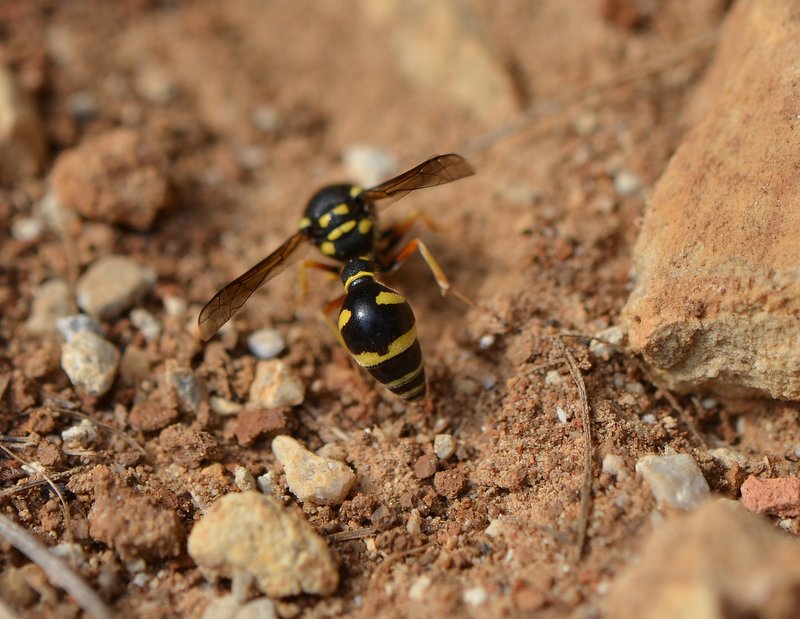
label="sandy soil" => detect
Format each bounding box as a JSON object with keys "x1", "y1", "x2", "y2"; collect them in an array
[{"x1": 4, "y1": 1, "x2": 795, "y2": 618}]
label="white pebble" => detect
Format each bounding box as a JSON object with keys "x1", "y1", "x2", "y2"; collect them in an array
[
  {"x1": 11, "y1": 217, "x2": 43, "y2": 242},
  {"x1": 614, "y1": 170, "x2": 641, "y2": 196},
  {"x1": 130, "y1": 308, "x2": 161, "y2": 342},
  {"x1": 249, "y1": 360, "x2": 304, "y2": 408},
  {"x1": 247, "y1": 329, "x2": 286, "y2": 360},
  {"x1": 61, "y1": 418, "x2": 98, "y2": 446},
  {"x1": 463, "y1": 586, "x2": 488, "y2": 606},
  {"x1": 602, "y1": 453, "x2": 627, "y2": 480},
  {"x1": 478, "y1": 334, "x2": 495, "y2": 350},
  {"x1": 256, "y1": 471, "x2": 274, "y2": 494},
  {"x1": 545, "y1": 370, "x2": 563, "y2": 385},
  {"x1": 272, "y1": 435, "x2": 356, "y2": 505},
  {"x1": 60, "y1": 330, "x2": 120, "y2": 396},
  {"x1": 163, "y1": 295, "x2": 186, "y2": 316},
  {"x1": 434, "y1": 434, "x2": 457, "y2": 460},
  {"x1": 409, "y1": 576, "x2": 431, "y2": 601},
  {"x1": 635, "y1": 453, "x2": 710, "y2": 510},
  {"x1": 556, "y1": 406, "x2": 569, "y2": 424},
  {"x1": 209, "y1": 396, "x2": 242, "y2": 416},
  {"x1": 234, "y1": 466, "x2": 256, "y2": 492}
]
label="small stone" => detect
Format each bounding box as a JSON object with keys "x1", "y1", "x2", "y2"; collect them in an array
[
  {"x1": 589, "y1": 326, "x2": 624, "y2": 359},
  {"x1": 237, "y1": 598, "x2": 278, "y2": 619},
  {"x1": 187, "y1": 492, "x2": 339, "y2": 597},
  {"x1": 248, "y1": 360, "x2": 304, "y2": 408},
  {"x1": 433, "y1": 469, "x2": 467, "y2": 499},
  {"x1": 463, "y1": 586, "x2": 488, "y2": 607},
  {"x1": 56, "y1": 314, "x2": 103, "y2": 342},
  {"x1": 166, "y1": 362, "x2": 203, "y2": 414},
  {"x1": 130, "y1": 308, "x2": 161, "y2": 342},
  {"x1": 257, "y1": 471, "x2": 274, "y2": 495},
  {"x1": 342, "y1": 145, "x2": 397, "y2": 188},
  {"x1": 613, "y1": 169, "x2": 641, "y2": 196},
  {"x1": 61, "y1": 418, "x2": 98, "y2": 447},
  {"x1": 433, "y1": 434, "x2": 457, "y2": 460},
  {"x1": 159, "y1": 424, "x2": 222, "y2": 469},
  {"x1": 272, "y1": 435, "x2": 356, "y2": 506},
  {"x1": 247, "y1": 329, "x2": 286, "y2": 360},
  {"x1": 602, "y1": 454, "x2": 628, "y2": 480},
  {"x1": 61, "y1": 330, "x2": 120, "y2": 397},
  {"x1": 603, "y1": 499, "x2": 800, "y2": 619},
  {"x1": 636, "y1": 453, "x2": 709, "y2": 510},
  {"x1": 740, "y1": 476, "x2": 800, "y2": 518},
  {"x1": 11, "y1": 217, "x2": 44, "y2": 242},
  {"x1": 163, "y1": 295, "x2": 187, "y2": 316},
  {"x1": 128, "y1": 399, "x2": 179, "y2": 432},
  {"x1": 134, "y1": 64, "x2": 176, "y2": 104},
  {"x1": 0, "y1": 64, "x2": 47, "y2": 178},
  {"x1": 414, "y1": 454, "x2": 438, "y2": 479},
  {"x1": 26, "y1": 279, "x2": 72, "y2": 334},
  {"x1": 77, "y1": 255, "x2": 155, "y2": 320},
  {"x1": 315, "y1": 443, "x2": 346, "y2": 462},
  {"x1": 478, "y1": 334, "x2": 496, "y2": 350},
  {"x1": 234, "y1": 409, "x2": 288, "y2": 446},
  {"x1": 50, "y1": 128, "x2": 172, "y2": 231},
  {"x1": 234, "y1": 466, "x2": 257, "y2": 492},
  {"x1": 209, "y1": 396, "x2": 242, "y2": 416}
]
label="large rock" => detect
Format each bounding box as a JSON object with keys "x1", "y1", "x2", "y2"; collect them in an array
[
  {"x1": 604, "y1": 500, "x2": 800, "y2": 619},
  {"x1": 621, "y1": 0, "x2": 800, "y2": 399}
]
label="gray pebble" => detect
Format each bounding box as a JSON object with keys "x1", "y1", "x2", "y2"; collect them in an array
[
  {"x1": 166, "y1": 363, "x2": 203, "y2": 414},
  {"x1": 61, "y1": 418, "x2": 98, "y2": 446},
  {"x1": 130, "y1": 308, "x2": 161, "y2": 342},
  {"x1": 247, "y1": 329, "x2": 286, "y2": 360},
  {"x1": 272, "y1": 435, "x2": 356, "y2": 505},
  {"x1": 636, "y1": 453, "x2": 709, "y2": 510},
  {"x1": 56, "y1": 314, "x2": 103, "y2": 342},
  {"x1": 77, "y1": 255, "x2": 155, "y2": 320},
  {"x1": 60, "y1": 330, "x2": 120, "y2": 396}
]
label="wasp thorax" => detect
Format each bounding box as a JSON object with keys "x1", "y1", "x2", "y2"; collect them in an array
[
  {"x1": 341, "y1": 257, "x2": 375, "y2": 289},
  {"x1": 298, "y1": 184, "x2": 374, "y2": 260}
]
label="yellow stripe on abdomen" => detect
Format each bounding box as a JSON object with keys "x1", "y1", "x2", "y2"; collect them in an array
[{"x1": 353, "y1": 327, "x2": 417, "y2": 368}]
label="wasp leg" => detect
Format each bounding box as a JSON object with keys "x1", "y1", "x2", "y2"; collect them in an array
[
  {"x1": 378, "y1": 238, "x2": 477, "y2": 309},
  {"x1": 298, "y1": 260, "x2": 340, "y2": 302},
  {"x1": 378, "y1": 209, "x2": 442, "y2": 257}
]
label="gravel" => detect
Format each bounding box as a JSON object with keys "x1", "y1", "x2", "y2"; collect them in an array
[
  {"x1": 247, "y1": 328, "x2": 286, "y2": 359},
  {"x1": 76, "y1": 255, "x2": 155, "y2": 320},
  {"x1": 636, "y1": 453, "x2": 710, "y2": 510},
  {"x1": 248, "y1": 360, "x2": 304, "y2": 408},
  {"x1": 60, "y1": 330, "x2": 120, "y2": 397},
  {"x1": 272, "y1": 435, "x2": 356, "y2": 505}
]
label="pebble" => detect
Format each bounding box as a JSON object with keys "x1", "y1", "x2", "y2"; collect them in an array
[
  {"x1": 478, "y1": 334, "x2": 496, "y2": 350},
  {"x1": 11, "y1": 217, "x2": 44, "y2": 242},
  {"x1": 602, "y1": 454, "x2": 628, "y2": 480},
  {"x1": 209, "y1": 396, "x2": 242, "y2": 416},
  {"x1": 248, "y1": 360, "x2": 305, "y2": 408},
  {"x1": 130, "y1": 308, "x2": 161, "y2": 342},
  {"x1": 603, "y1": 499, "x2": 800, "y2": 619},
  {"x1": 187, "y1": 492, "x2": 339, "y2": 597},
  {"x1": 433, "y1": 469, "x2": 467, "y2": 499},
  {"x1": 166, "y1": 363, "x2": 203, "y2": 414},
  {"x1": 740, "y1": 476, "x2": 800, "y2": 517},
  {"x1": 613, "y1": 170, "x2": 642, "y2": 196},
  {"x1": 163, "y1": 295, "x2": 187, "y2": 316},
  {"x1": 26, "y1": 279, "x2": 72, "y2": 334},
  {"x1": 636, "y1": 453, "x2": 709, "y2": 510},
  {"x1": 56, "y1": 313, "x2": 103, "y2": 342},
  {"x1": 0, "y1": 64, "x2": 46, "y2": 178},
  {"x1": 463, "y1": 586, "x2": 488, "y2": 607},
  {"x1": 60, "y1": 330, "x2": 120, "y2": 397},
  {"x1": 234, "y1": 466, "x2": 257, "y2": 492},
  {"x1": 76, "y1": 256, "x2": 155, "y2": 320},
  {"x1": 342, "y1": 144, "x2": 397, "y2": 188},
  {"x1": 271, "y1": 435, "x2": 356, "y2": 506},
  {"x1": 589, "y1": 326, "x2": 624, "y2": 359},
  {"x1": 256, "y1": 471, "x2": 274, "y2": 494},
  {"x1": 247, "y1": 329, "x2": 286, "y2": 360},
  {"x1": 61, "y1": 418, "x2": 98, "y2": 446},
  {"x1": 433, "y1": 434, "x2": 457, "y2": 460},
  {"x1": 414, "y1": 454, "x2": 438, "y2": 479}
]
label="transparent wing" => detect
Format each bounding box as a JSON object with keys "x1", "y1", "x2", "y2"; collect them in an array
[
  {"x1": 362, "y1": 154, "x2": 475, "y2": 208},
  {"x1": 198, "y1": 232, "x2": 307, "y2": 341}
]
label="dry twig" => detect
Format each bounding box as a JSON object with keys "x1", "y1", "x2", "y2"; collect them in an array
[
  {"x1": 551, "y1": 336, "x2": 593, "y2": 563},
  {"x1": 0, "y1": 513, "x2": 114, "y2": 619}
]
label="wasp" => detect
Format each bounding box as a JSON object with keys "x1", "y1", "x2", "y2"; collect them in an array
[{"x1": 198, "y1": 154, "x2": 475, "y2": 401}]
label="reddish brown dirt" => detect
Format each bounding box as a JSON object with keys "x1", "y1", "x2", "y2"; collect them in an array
[{"x1": 2, "y1": 1, "x2": 796, "y2": 618}]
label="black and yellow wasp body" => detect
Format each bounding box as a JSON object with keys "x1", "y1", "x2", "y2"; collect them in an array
[
  {"x1": 338, "y1": 258, "x2": 426, "y2": 400},
  {"x1": 198, "y1": 153, "x2": 474, "y2": 401}
]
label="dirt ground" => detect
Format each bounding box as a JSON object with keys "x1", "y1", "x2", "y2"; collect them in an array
[{"x1": 3, "y1": 1, "x2": 795, "y2": 618}]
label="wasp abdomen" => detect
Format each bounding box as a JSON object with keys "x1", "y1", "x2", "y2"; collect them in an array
[{"x1": 338, "y1": 278, "x2": 426, "y2": 401}]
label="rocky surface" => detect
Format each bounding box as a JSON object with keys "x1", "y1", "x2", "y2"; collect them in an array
[
  {"x1": 622, "y1": 0, "x2": 800, "y2": 400},
  {"x1": 604, "y1": 500, "x2": 800, "y2": 619},
  {"x1": 187, "y1": 492, "x2": 339, "y2": 597}
]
